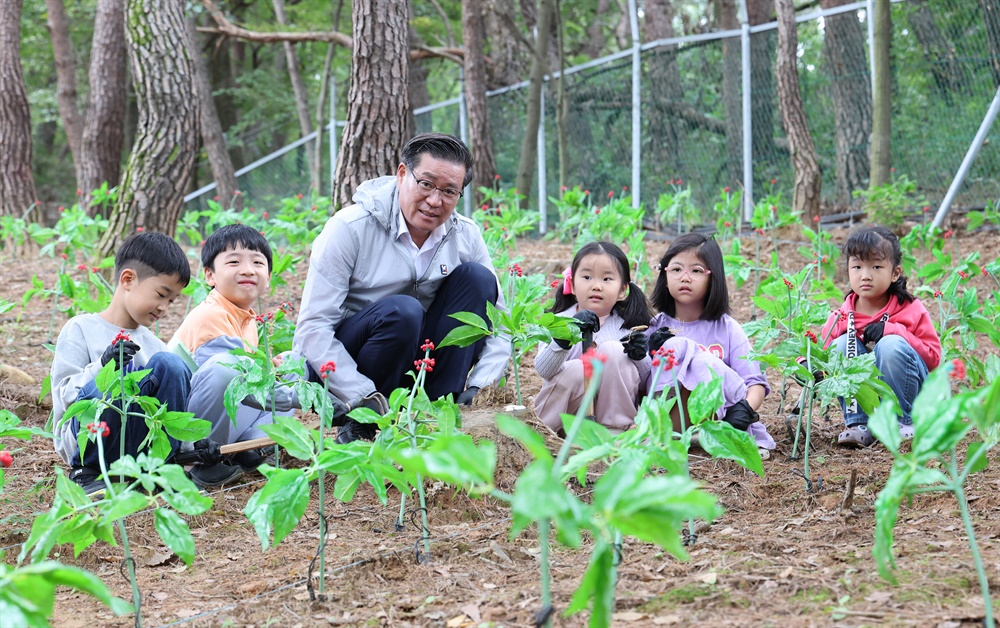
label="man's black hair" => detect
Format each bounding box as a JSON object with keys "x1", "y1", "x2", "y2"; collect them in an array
[
  {"x1": 842, "y1": 225, "x2": 915, "y2": 304},
  {"x1": 115, "y1": 231, "x2": 191, "y2": 286},
  {"x1": 201, "y1": 224, "x2": 274, "y2": 272},
  {"x1": 650, "y1": 232, "x2": 731, "y2": 320},
  {"x1": 401, "y1": 133, "x2": 475, "y2": 188}
]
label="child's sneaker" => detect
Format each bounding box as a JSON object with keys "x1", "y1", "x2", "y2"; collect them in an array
[
  {"x1": 69, "y1": 466, "x2": 107, "y2": 498},
  {"x1": 898, "y1": 423, "x2": 914, "y2": 440},
  {"x1": 837, "y1": 424, "x2": 876, "y2": 448}
]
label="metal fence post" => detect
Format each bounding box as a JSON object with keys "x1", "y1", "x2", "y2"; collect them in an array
[
  {"x1": 538, "y1": 78, "x2": 548, "y2": 235},
  {"x1": 459, "y1": 68, "x2": 472, "y2": 217},
  {"x1": 329, "y1": 78, "x2": 337, "y2": 197},
  {"x1": 867, "y1": 0, "x2": 876, "y2": 100},
  {"x1": 629, "y1": 0, "x2": 641, "y2": 210},
  {"x1": 738, "y1": 0, "x2": 753, "y2": 223}
]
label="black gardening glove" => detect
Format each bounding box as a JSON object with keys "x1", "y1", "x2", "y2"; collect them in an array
[
  {"x1": 351, "y1": 391, "x2": 389, "y2": 416},
  {"x1": 722, "y1": 399, "x2": 759, "y2": 432},
  {"x1": 455, "y1": 386, "x2": 480, "y2": 406},
  {"x1": 555, "y1": 310, "x2": 601, "y2": 350},
  {"x1": 862, "y1": 321, "x2": 885, "y2": 347},
  {"x1": 794, "y1": 356, "x2": 824, "y2": 385},
  {"x1": 100, "y1": 339, "x2": 140, "y2": 368},
  {"x1": 648, "y1": 328, "x2": 675, "y2": 354},
  {"x1": 620, "y1": 330, "x2": 649, "y2": 361},
  {"x1": 172, "y1": 439, "x2": 222, "y2": 466}
]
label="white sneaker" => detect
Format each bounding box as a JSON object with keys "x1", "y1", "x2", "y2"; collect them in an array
[{"x1": 899, "y1": 423, "x2": 914, "y2": 440}]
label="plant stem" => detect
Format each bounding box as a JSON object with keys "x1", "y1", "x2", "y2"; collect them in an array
[
  {"x1": 48, "y1": 259, "x2": 67, "y2": 342},
  {"x1": 513, "y1": 342, "x2": 522, "y2": 406},
  {"x1": 948, "y1": 450, "x2": 994, "y2": 627},
  {"x1": 539, "y1": 517, "x2": 552, "y2": 623},
  {"x1": 803, "y1": 387, "x2": 814, "y2": 492},
  {"x1": 119, "y1": 345, "x2": 127, "y2": 481},
  {"x1": 96, "y1": 430, "x2": 142, "y2": 627}
]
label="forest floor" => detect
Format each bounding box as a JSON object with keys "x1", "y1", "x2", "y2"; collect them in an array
[{"x1": 1, "y1": 225, "x2": 999, "y2": 627}]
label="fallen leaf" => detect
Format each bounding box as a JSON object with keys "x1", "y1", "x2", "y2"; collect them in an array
[
  {"x1": 612, "y1": 611, "x2": 648, "y2": 622},
  {"x1": 175, "y1": 609, "x2": 200, "y2": 619},
  {"x1": 653, "y1": 615, "x2": 682, "y2": 625},
  {"x1": 460, "y1": 604, "x2": 481, "y2": 623},
  {"x1": 143, "y1": 550, "x2": 174, "y2": 567},
  {"x1": 865, "y1": 591, "x2": 893, "y2": 603},
  {"x1": 446, "y1": 615, "x2": 466, "y2": 627},
  {"x1": 150, "y1": 591, "x2": 169, "y2": 602},
  {"x1": 696, "y1": 572, "x2": 717, "y2": 585},
  {"x1": 489, "y1": 541, "x2": 513, "y2": 564},
  {"x1": 779, "y1": 566, "x2": 794, "y2": 579}
]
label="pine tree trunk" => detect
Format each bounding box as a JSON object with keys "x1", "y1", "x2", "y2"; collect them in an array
[
  {"x1": 186, "y1": 18, "x2": 241, "y2": 211},
  {"x1": 645, "y1": 0, "x2": 685, "y2": 176},
  {"x1": 718, "y1": 0, "x2": 742, "y2": 185},
  {"x1": 463, "y1": 0, "x2": 498, "y2": 204},
  {"x1": 775, "y1": 0, "x2": 821, "y2": 222},
  {"x1": 407, "y1": 4, "x2": 432, "y2": 139},
  {"x1": 0, "y1": 0, "x2": 38, "y2": 217},
  {"x1": 483, "y1": 0, "x2": 526, "y2": 87},
  {"x1": 273, "y1": 0, "x2": 316, "y2": 192},
  {"x1": 983, "y1": 0, "x2": 1000, "y2": 87},
  {"x1": 908, "y1": 0, "x2": 963, "y2": 98},
  {"x1": 515, "y1": 0, "x2": 555, "y2": 201},
  {"x1": 869, "y1": 0, "x2": 891, "y2": 189},
  {"x1": 99, "y1": 0, "x2": 198, "y2": 256},
  {"x1": 45, "y1": 0, "x2": 84, "y2": 186},
  {"x1": 333, "y1": 0, "x2": 408, "y2": 208},
  {"x1": 80, "y1": 0, "x2": 127, "y2": 212},
  {"x1": 821, "y1": 0, "x2": 871, "y2": 203}
]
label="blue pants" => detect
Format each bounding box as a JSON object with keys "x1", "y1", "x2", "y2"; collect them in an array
[
  {"x1": 831, "y1": 334, "x2": 928, "y2": 427},
  {"x1": 330, "y1": 263, "x2": 497, "y2": 400},
  {"x1": 72, "y1": 352, "x2": 191, "y2": 469}
]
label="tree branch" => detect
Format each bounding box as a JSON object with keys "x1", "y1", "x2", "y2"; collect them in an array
[{"x1": 200, "y1": 0, "x2": 464, "y2": 62}]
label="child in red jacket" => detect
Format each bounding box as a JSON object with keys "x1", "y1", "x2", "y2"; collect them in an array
[{"x1": 822, "y1": 226, "x2": 941, "y2": 448}]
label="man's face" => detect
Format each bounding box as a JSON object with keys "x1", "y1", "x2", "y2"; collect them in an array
[{"x1": 396, "y1": 154, "x2": 466, "y2": 246}]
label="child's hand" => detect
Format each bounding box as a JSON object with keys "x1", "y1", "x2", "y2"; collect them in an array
[
  {"x1": 272, "y1": 351, "x2": 290, "y2": 368},
  {"x1": 620, "y1": 330, "x2": 648, "y2": 360},
  {"x1": 100, "y1": 339, "x2": 140, "y2": 368},
  {"x1": 722, "y1": 399, "x2": 758, "y2": 431},
  {"x1": 862, "y1": 321, "x2": 885, "y2": 347},
  {"x1": 555, "y1": 310, "x2": 601, "y2": 349},
  {"x1": 649, "y1": 328, "x2": 675, "y2": 353}
]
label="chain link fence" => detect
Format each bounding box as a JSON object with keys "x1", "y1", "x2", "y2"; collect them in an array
[{"x1": 187, "y1": 0, "x2": 999, "y2": 224}]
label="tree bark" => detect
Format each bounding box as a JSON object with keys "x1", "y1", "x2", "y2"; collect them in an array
[
  {"x1": 748, "y1": 0, "x2": 778, "y2": 164},
  {"x1": 983, "y1": 0, "x2": 1000, "y2": 87},
  {"x1": 821, "y1": 0, "x2": 871, "y2": 203},
  {"x1": 272, "y1": 0, "x2": 316, "y2": 191},
  {"x1": 0, "y1": 0, "x2": 38, "y2": 216},
  {"x1": 463, "y1": 0, "x2": 498, "y2": 204},
  {"x1": 775, "y1": 0, "x2": 821, "y2": 222},
  {"x1": 99, "y1": 0, "x2": 198, "y2": 255},
  {"x1": 515, "y1": 0, "x2": 555, "y2": 201},
  {"x1": 645, "y1": 0, "x2": 685, "y2": 176},
  {"x1": 869, "y1": 0, "x2": 891, "y2": 189},
  {"x1": 186, "y1": 18, "x2": 240, "y2": 211},
  {"x1": 717, "y1": 0, "x2": 742, "y2": 184},
  {"x1": 45, "y1": 0, "x2": 84, "y2": 186},
  {"x1": 483, "y1": 0, "x2": 527, "y2": 88},
  {"x1": 579, "y1": 0, "x2": 613, "y2": 58},
  {"x1": 332, "y1": 0, "x2": 408, "y2": 208},
  {"x1": 80, "y1": 0, "x2": 127, "y2": 212},
  {"x1": 407, "y1": 3, "x2": 432, "y2": 138},
  {"x1": 907, "y1": 0, "x2": 963, "y2": 98}
]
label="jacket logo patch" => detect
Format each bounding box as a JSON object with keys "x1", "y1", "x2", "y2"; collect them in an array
[{"x1": 440, "y1": 264, "x2": 449, "y2": 275}]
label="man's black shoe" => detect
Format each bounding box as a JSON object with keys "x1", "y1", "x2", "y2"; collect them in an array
[
  {"x1": 231, "y1": 447, "x2": 277, "y2": 473},
  {"x1": 69, "y1": 466, "x2": 107, "y2": 498},
  {"x1": 188, "y1": 461, "x2": 245, "y2": 489},
  {"x1": 336, "y1": 418, "x2": 377, "y2": 444}
]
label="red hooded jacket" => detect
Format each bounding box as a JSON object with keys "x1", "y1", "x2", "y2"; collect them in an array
[{"x1": 821, "y1": 292, "x2": 941, "y2": 370}]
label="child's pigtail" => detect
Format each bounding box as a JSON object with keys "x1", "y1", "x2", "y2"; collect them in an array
[
  {"x1": 614, "y1": 281, "x2": 653, "y2": 328},
  {"x1": 549, "y1": 266, "x2": 578, "y2": 313}
]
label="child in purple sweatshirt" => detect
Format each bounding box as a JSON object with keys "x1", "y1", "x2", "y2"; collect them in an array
[{"x1": 646, "y1": 233, "x2": 775, "y2": 450}]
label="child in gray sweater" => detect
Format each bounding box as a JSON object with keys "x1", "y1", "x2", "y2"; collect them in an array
[{"x1": 51, "y1": 232, "x2": 193, "y2": 496}]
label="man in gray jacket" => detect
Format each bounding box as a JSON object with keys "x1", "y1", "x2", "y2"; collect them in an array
[{"x1": 293, "y1": 133, "x2": 510, "y2": 443}]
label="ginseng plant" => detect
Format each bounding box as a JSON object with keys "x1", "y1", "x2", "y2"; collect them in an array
[{"x1": 870, "y1": 361, "x2": 999, "y2": 628}]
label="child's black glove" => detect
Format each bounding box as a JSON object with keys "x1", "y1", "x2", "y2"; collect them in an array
[
  {"x1": 100, "y1": 339, "x2": 140, "y2": 368},
  {"x1": 455, "y1": 386, "x2": 480, "y2": 406},
  {"x1": 862, "y1": 321, "x2": 885, "y2": 347},
  {"x1": 648, "y1": 328, "x2": 675, "y2": 354},
  {"x1": 620, "y1": 331, "x2": 649, "y2": 361},
  {"x1": 794, "y1": 356, "x2": 824, "y2": 385},
  {"x1": 722, "y1": 399, "x2": 758, "y2": 431},
  {"x1": 555, "y1": 310, "x2": 601, "y2": 349}
]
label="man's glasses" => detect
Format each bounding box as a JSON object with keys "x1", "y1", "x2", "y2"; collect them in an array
[
  {"x1": 410, "y1": 170, "x2": 463, "y2": 202},
  {"x1": 658, "y1": 264, "x2": 711, "y2": 279}
]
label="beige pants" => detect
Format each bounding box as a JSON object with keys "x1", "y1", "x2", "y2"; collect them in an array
[{"x1": 534, "y1": 341, "x2": 640, "y2": 433}]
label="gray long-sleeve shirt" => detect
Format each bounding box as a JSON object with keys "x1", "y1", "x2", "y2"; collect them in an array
[{"x1": 293, "y1": 176, "x2": 511, "y2": 403}]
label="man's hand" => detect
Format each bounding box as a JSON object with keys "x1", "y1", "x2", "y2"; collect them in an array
[
  {"x1": 172, "y1": 439, "x2": 222, "y2": 466},
  {"x1": 100, "y1": 339, "x2": 140, "y2": 368},
  {"x1": 649, "y1": 328, "x2": 675, "y2": 354},
  {"x1": 862, "y1": 321, "x2": 885, "y2": 347},
  {"x1": 456, "y1": 386, "x2": 480, "y2": 406},
  {"x1": 620, "y1": 331, "x2": 649, "y2": 361},
  {"x1": 722, "y1": 399, "x2": 758, "y2": 431},
  {"x1": 351, "y1": 391, "x2": 389, "y2": 416},
  {"x1": 555, "y1": 310, "x2": 602, "y2": 349}
]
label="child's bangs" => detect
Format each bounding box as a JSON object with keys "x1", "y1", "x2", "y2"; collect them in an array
[{"x1": 844, "y1": 230, "x2": 892, "y2": 262}]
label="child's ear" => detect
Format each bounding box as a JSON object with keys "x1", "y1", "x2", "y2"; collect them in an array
[
  {"x1": 119, "y1": 268, "x2": 137, "y2": 290},
  {"x1": 204, "y1": 267, "x2": 217, "y2": 287},
  {"x1": 892, "y1": 266, "x2": 902, "y2": 282}
]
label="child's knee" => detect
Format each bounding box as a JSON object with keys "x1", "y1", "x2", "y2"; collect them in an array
[
  {"x1": 831, "y1": 335, "x2": 850, "y2": 354},
  {"x1": 147, "y1": 352, "x2": 192, "y2": 380},
  {"x1": 596, "y1": 341, "x2": 629, "y2": 366}
]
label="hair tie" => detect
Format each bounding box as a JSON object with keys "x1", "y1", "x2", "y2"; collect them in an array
[{"x1": 562, "y1": 267, "x2": 573, "y2": 295}]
